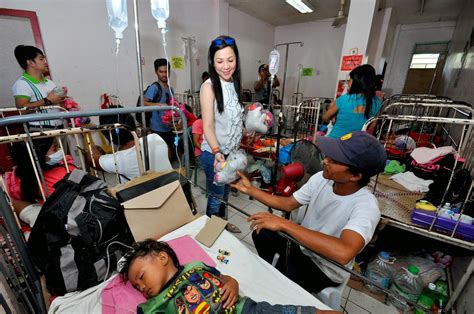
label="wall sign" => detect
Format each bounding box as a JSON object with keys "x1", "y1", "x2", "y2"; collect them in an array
[
  {"x1": 341, "y1": 55, "x2": 363, "y2": 71},
  {"x1": 171, "y1": 56, "x2": 185, "y2": 70},
  {"x1": 302, "y1": 68, "x2": 313, "y2": 76}
]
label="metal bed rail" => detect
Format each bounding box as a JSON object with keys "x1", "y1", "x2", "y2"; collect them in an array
[
  {"x1": 282, "y1": 98, "x2": 330, "y2": 140},
  {"x1": 363, "y1": 111, "x2": 474, "y2": 249},
  {"x1": 0, "y1": 106, "x2": 190, "y2": 178}
]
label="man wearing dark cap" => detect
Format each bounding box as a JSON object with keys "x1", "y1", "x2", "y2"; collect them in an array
[{"x1": 232, "y1": 131, "x2": 387, "y2": 293}]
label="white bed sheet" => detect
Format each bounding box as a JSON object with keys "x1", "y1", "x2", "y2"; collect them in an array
[
  {"x1": 159, "y1": 216, "x2": 330, "y2": 310},
  {"x1": 49, "y1": 215, "x2": 330, "y2": 313}
]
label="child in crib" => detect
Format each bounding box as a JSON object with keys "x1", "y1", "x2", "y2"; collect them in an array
[{"x1": 119, "y1": 239, "x2": 339, "y2": 314}]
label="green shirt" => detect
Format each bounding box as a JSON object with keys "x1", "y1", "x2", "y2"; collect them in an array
[{"x1": 138, "y1": 262, "x2": 246, "y2": 314}]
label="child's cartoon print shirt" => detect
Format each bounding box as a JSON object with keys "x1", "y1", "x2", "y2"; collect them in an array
[{"x1": 138, "y1": 262, "x2": 246, "y2": 314}]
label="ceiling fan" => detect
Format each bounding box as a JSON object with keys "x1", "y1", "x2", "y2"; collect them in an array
[{"x1": 332, "y1": 0, "x2": 347, "y2": 28}]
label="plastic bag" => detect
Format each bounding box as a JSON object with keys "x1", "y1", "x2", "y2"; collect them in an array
[
  {"x1": 245, "y1": 103, "x2": 273, "y2": 134},
  {"x1": 214, "y1": 150, "x2": 247, "y2": 185}
]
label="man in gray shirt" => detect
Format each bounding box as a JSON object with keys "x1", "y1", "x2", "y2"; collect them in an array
[{"x1": 254, "y1": 64, "x2": 279, "y2": 105}]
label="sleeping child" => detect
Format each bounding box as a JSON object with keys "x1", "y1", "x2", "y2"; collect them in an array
[{"x1": 119, "y1": 239, "x2": 339, "y2": 314}]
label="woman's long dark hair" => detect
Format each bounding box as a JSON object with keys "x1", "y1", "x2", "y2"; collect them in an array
[
  {"x1": 12, "y1": 137, "x2": 55, "y2": 203},
  {"x1": 207, "y1": 35, "x2": 242, "y2": 114},
  {"x1": 348, "y1": 64, "x2": 376, "y2": 119}
]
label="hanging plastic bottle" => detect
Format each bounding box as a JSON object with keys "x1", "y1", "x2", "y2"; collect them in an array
[
  {"x1": 268, "y1": 49, "x2": 280, "y2": 77},
  {"x1": 150, "y1": 0, "x2": 170, "y2": 50},
  {"x1": 150, "y1": 0, "x2": 169, "y2": 29},
  {"x1": 106, "y1": 0, "x2": 128, "y2": 55},
  {"x1": 389, "y1": 265, "x2": 424, "y2": 311},
  {"x1": 364, "y1": 251, "x2": 393, "y2": 294}
]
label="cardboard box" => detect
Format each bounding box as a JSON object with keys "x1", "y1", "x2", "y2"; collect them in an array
[{"x1": 121, "y1": 179, "x2": 195, "y2": 241}]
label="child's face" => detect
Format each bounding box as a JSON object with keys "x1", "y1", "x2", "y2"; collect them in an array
[{"x1": 128, "y1": 253, "x2": 170, "y2": 298}]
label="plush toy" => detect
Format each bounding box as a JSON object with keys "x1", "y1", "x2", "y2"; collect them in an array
[
  {"x1": 245, "y1": 103, "x2": 273, "y2": 134},
  {"x1": 62, "y1": 98, "x2": 90, "y2": 127},
  {"x1": 214, "y1": 150, "x2": 248, "y2": 185},
  {"x1": 161, "y1": 98, "x2": 186, "y2": 126},
  {"x1": 52, "y1": 86, "x2": 68, "y2": 97}
]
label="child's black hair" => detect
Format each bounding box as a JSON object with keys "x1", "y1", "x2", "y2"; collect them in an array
[{"x1": 119, "y1": 239, "x2": 180, "y2": 280}]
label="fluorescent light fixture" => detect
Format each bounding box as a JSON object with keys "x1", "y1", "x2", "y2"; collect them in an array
[{"x1": 286, "y1": 0, "x2": 314, "y2": 14}]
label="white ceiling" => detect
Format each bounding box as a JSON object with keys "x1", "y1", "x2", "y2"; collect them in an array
[{"x1": 226, "y1": 0, "x2": 466, "y2": 26}]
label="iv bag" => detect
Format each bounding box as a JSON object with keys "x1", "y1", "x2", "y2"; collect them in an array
[
  {"x1": 106, "y1": 0, "x2": 128, "y2": 52},
  {"x1": 151, "y1": 0, "x2": 169, "y2": 29},
  {"x1": 268, "y1": 49, "x2": 280, "y2": 76}
]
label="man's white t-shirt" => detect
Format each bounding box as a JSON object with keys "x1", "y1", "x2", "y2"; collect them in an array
[
  {"x1": 12, "y1": 73, "x2": 62, "y2": 126},
  {"x1": 99, "y1": 134, "x2": 172, "y2": 182},
  {"x1": 292, "y1": 172, "x2": 381, "y2": 283}
]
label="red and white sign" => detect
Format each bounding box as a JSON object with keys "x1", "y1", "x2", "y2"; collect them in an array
[{"x1": 341, "y1": 54, "x2": 363, "y2": 71}]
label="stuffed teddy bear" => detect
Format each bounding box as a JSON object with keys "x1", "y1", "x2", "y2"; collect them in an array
[
  {"x1": 245, "y1": 103, "x2": 273, "y2": 134},
  {"x1": 214, "y1": 150, "x2": 248, "y2": 185}
]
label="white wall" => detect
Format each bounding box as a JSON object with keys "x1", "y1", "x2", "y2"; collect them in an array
[
  {"x1": 0, "y1": 0, "x2": 233, "y2": 111},
  {"x1": 439, "y1": 0, "x2": 474, "y2": 105},
  {"x1": 367, "y1": 7, "x2": 393, "y2": 74},
  {"x1": 383, "y1": 21, "x2": 456, "y2": 95},
  {"x1": 228, "y1": 7, "x2": 275, "y2": 91},
  {"x1": 274, "y1": 19, "x2": 346, "y2": 103}
]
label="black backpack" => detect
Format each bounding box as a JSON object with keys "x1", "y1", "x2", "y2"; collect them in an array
[
  {"x1": 28, "y1": 169, "x2": 134, "y2": 296},
  {"x1": 136, "y1": 82, "x2": 163, "y2": 126}
]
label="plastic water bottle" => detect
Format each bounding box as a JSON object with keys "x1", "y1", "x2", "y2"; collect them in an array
[
  {"x1": 364, "y1": 251, "x2": 392, "y2": 294},
  {"x1": 415, "y1": 283, "x2": 437, "y2": 314},
  {"x1": 150, "y1": 0, "x2": 169, "y2": 29},
  {"x1": 438, "y1": 202, "x2": 454, "y2": 219},
  {"x1": 389, "y1": 265, "x2": 424, "y2": 311},
  {"x1": 106, "y1": 0, "x2": 128, "y2": 54},
  {"x1": 268, "y1": 49, "x2": 280, "y2": 76}
]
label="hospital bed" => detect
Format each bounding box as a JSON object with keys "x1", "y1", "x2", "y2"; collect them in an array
[{"x1": 48, "y1": 215, "x2": 331, "y2": 313}]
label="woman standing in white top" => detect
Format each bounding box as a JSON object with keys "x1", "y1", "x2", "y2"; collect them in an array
[{"x1": 200, "y1": 35, "x2": 244, "y2": 233}]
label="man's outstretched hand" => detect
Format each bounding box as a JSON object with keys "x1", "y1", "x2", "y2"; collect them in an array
[{"x1": 230, "y1": 171, "x2": 253, "y2": 195}]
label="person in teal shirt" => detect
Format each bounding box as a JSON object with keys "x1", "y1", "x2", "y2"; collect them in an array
[{"x1": 323, "y1": 64, "x2": 382, "y2": 138}]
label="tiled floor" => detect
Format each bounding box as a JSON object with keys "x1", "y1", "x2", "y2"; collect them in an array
[{"x1": 191, "y1": 169, "x2": 399, "y2": 313}]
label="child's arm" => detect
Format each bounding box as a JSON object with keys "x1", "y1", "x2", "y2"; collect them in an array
[
  {"x1": 218, "y1": 274, "x2": 239, "y2": 309},
  {"x1": 192, "y1": 133, "x2": 201, "y2": 150}
]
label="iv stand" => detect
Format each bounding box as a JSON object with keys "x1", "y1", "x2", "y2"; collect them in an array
[
  {"x1": 133, "y1": 0, "x2": 150, "y2": 170},
  {"x1": 274, "y1": 41, "x2": 303, "y2": 106},
  {"x1": 182, "y1": 36, "x2": 196, "y2": 93}
]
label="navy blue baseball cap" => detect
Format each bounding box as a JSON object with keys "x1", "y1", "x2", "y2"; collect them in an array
[{"x1": 316, "y1": 131, "x2": 387, "y2": 177}]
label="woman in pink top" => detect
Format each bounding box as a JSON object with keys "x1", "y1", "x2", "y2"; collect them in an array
[
  {"x1": 192, "y1": 118, "x2": 203, "y2": 157},
  {"x1": 5, "y1": 137, "x2": 76, "y2": 227}
]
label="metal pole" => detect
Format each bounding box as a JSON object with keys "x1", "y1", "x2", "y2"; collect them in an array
[
  {"x1": 132, "y1": 0, "x2": 150, "y2": 171},
  {"x1": 281, "y1": 44, "x2": 289, "y2": 107},
  {"x1": 296, "y1": 64, "x2": 302, "y2": 96},
  {"x1": 182, "y1": 37, "x2": 196, "y2": 93},
  {"x1": 275, "y1": 41, "x2": 303, "y2": 106}
]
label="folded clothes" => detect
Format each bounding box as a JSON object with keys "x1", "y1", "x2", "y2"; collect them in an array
[
  {"x1": 384, "y1": 160, "x2": 406, "y2": 174},
  {"x1": 410, "y1": 146, "x2": 455, "y2": 164},
  {"x1": 390, "y1": 171, "x2": 433, "y2": 192}
]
